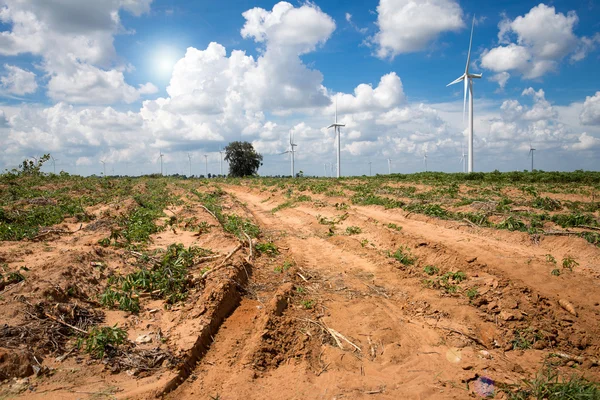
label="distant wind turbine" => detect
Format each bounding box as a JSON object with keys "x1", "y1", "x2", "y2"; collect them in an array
[
  {"x1": 528, "y1": 141, "x2": 536, "y2": 172},
  {"x1": 368, "y1": 161, "x2": 372, "y2": 177},
  {"x1": 204, "y1": 154, "x2": 208, "y2": 177},
  {"x1": 100, "y1": 160, "x2": 106, "y2": 176},
  {"x1": 324, "y1": 162, "x2": 329, "y2": 177},
  {"x1": 280, "y1": 131, "x2": 297, "y2": 177},
  {"x1": 327, "y1": 97, "x2": 345, "y2": 178},
  {"x1": 423, "y1": 152, "x2": 428, "y2": 172},
  {"x1": 157, "y1": 151, "x2": 164, "y2": 175},
  {"x1": 50, "y1": 155, "x2": 58, "y2": 174},
  {"x1": 387, "y1": 158, "x2": 392, "y2": 175},
  {"x1": 460, "y1": 145, "x2": 467, "y2": 173},
  {"x1": 447, "y1": 16, "x2": 482, "y2": 173},
  {"x1": 187, "y1": 153, "x2": 192, "y2": 176}
]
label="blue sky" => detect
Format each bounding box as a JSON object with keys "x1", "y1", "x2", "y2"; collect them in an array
[{"x1": 1, "y1": 0, "x2": 599, "y2": 176}]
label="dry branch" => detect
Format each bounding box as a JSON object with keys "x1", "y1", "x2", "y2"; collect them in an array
[{"x1": 43, "y1": 312, "x2": 88, "y2": 335}]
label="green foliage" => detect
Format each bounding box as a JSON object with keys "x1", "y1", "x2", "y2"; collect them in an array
[
  {"x1": 351, "y1": 193, "x2": 404, "y2": 209},
  {"x1": 15, "y1": 154, "x2": 51, "y2": 176},
  {"x1": 345, "y1": 226, "x2": 362, "y2": 235},
  {"x1": 562, "y1": 255, "x2": 579, "y2": 271},
  {"x1": 466, "y1": 287, "x2": 478, "y2": 301},
  {"x1": 224, "y1": 141, "x2": 263, "y2": 177},
  {"x1": 551, "y1": 268, "x2": 561, "y2": 276},
  {"x1": 503, "y1": 366, "x2": 600, "y2": 400},
  {"x1": 497, "y1": 216, "x2": 527, "y2": 232},
  {"x1": 551, "y1": 213, "x2": 596, "y2": 228},
  {"x1": 256, "y1": 242, "x2": 279, "y2": 257},
  {"x1": 274, "y1": 261, "x2": 293, "y2": 273},
  {"x1": 302, "y1": 299, "x2": 315, "y2": 309},
  {"x1": 386, "y1": 223, "x2": 402, "y2": 231},
  {"x1": 423, "y1": 265, "x2": 439, "y2": 275},
  {"x1": 532, "y1": 196, "x2": 562, "y2": 211},
  {"x1": 79, "y1": 325, "x2": 128, "y2": 359},
  {"x1": 390, "y1": 246, "x2": 416, "y2": 266},
  {"x1": 546, "y1": 254, "x2": 557, "y2": 264}
]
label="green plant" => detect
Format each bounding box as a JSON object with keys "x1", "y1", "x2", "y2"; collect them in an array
[
  {"x1": 79, "y1": 325, "x2": 128, "y2": 359},
  {"x1": 360, "y1": 239, "x2": 369, "y2": 247},
  {"x1": 390, "y1": 246, "x2": 417, "y2": 266},
  {"x1": 256, "y1": 242, "x2": 279, "y2": 257},
  {"x1": 302, "y1": 299, "x2": 315, "y2": 309},
  {"x1": 562, "y1": 255, "x2": 579, "y2": 271},
  {"x1": 423, "y1": 265, "x2": 439, "y2": 275},
  {"x1": 386, "y1": 223, "x2": 402, "y2": 231},
  {"x1": 345, "y1": 226, "x2": 362, "y2": 235},
  {"x1": 466, "y1": 287, "x2": 478, "y2": 301},
  {"x1": 511, "y1": 329, "x2": 532, "y2": 350},
  {"x1": 551, "y1": 268, "x2": 561, "y2": 276},
  {"x1": 502, "y1": 365, "x2": 600, "y2": 400},
  {"x1": 497, "y1": 216, "x2": 527, "y2": 232},
  {"x1": 295, "y1": 286, "x2": 305, "y2": 294},
  {"x1": 545, "y1": 254, "x2": 557, "y2": 264}
]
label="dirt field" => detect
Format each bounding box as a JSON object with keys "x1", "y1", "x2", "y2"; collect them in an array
[{"x1": 1, "y1": 172, "x2": 600, "y2": 399}]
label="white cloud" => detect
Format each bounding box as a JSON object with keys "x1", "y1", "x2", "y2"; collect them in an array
[
  {"x1": 571, "y1": 132, "x2": 600, "y2": 150},
  {"x1": 0, "y1": 0, "x2": 156, "y2": 104},
  {"x1": 489, "y1": 71, "x2": 510, "y2": 90},
  {"x1": 1, "y1": 64, "x2": 37, "y2": 95},
  {"x1": 580, "y1": 92, "x2": 600, "y2": 126},
  {"x1": 334, "y1": 72, "x2": 405, "y2": 114},
  {"x1": 345, "y1": 12, "x2": 367, "y2": 34},
  {"x1": 372, "y1": 0, "x2": 464, "y2": 59},
  {"x1": 482, "y1": 4, "x2": 599, "y2": 86}
]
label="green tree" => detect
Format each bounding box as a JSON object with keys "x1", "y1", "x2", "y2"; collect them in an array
[
  {"x1": 15, "y1": 154, "x2": 50, "y2": 176},
  {"x1": 224, "y1": 141, "x2": 263, "y2": 177}
]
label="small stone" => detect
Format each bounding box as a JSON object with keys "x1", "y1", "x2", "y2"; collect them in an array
[
  {"x1": 512, "y1": 364, "x2": 525, "y2": 374},
  {"x1": 504, "y1": 343, "x2": 513, "y2": 351},
  {"x1": 532, "y1": 340, "x2": 547, "y2": 350},
  {"x1": 135, "y1": 334, "x2": 153, "y2": 344},
  {"x1": 566, "y1": 361, "x2": 575, "y2": 367},
  {"x1": 479, "y1": 350, "x2": 492, "y2": 359},
  {"x1": 466, "y1": 257, "x2": 477, "y2": 263}
]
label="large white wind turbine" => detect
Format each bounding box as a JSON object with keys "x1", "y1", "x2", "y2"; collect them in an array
[
  {"x1": 157, "y1": 151, "x2": 164, "y2": 175},
  {"x1": 204, "y1": 154, "x2": 208, "y2": 177},
  {"x1": 387, "y1": 158, "x2": 392, "y2": 175},
  {"x1": 50, "y1": 155, "x2": 59, "y2": 174},
  {"x1": 280, "y1": 131, "x2": 297, "y2": 177},
  {"x1": 100, "y1": 160, "x2": 106, "y2": 176},
  {"x1": 447, "y1": 17, "x2": 482, "y2": 173},
  {"x1": 327, "y1": 97, "x2": 345, "y2": 178},
  {"x1": 528, "y1": 141, "x2": 536, "y2": 172}
]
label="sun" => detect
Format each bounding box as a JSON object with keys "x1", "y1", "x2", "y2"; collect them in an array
[{"x1": 151, "y1": 45, "x2": 180, "y2": 79}]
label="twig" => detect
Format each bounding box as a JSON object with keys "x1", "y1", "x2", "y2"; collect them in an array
[
  {"x1": 297, "y1": 272, "x2": 309, "y2": 282},
  {"x1": 243, "y1": 231, "x2": 253, "y2": 261},
  {"x1": 200, "y1": 205, "x2": 219, "y2": 222},
  {"x1": 437, "y1": 326, "x2": 487, "y2": 348},
  {"x1": 542, "y1": 230, "x2": 581, "y2": 236},
  {"x1": 327, "y1": 328, "x2": 361, "y2": 352},
  {"x1": 462, "y1": 218, "x2": 478, "y2": 228},
  {"x1": 578, "y1": 225, "x2": 600, "y2": 232},
  {"x1": 43, "y1": 313, "x2": 88, "y2": 335},
  {"x1": 201, "y1": 243, "x2": 243, "y2": 279},
  {"x1": 550, "y1": 352, "x2": 600, "y2": 366}
]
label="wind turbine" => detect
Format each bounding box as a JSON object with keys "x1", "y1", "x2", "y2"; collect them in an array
[
  {"x1": 100, "y1": 160, "x2": 106, "y2": 176},
  {"x1": 324, "y1": 162, "x2": 329, "y2": 177},
  {"x1": 279, "y1": 131, "x2": 297, "y2": 177},
  {"x1": 50, "y1": 155, "x2": 58, "y2": 174},
  {"x1": 187, "y1": 153, "x2": 192, "y2": 177},
  {"x1": 460, "y1": 145, "x2": 467, "y2": 173},
  {"x1": 387, "y1": 158, "x2": 392, "y2": 175},
  {"x1": 327, "y1": 97, "x2": 345, "y2": 178},
  {"x1": 528, "y1": 141, "x2": 536, "y2": 172},
  {"x1": 157, "y1": 151, "x2": 164, "y2": 175},
  {"x1": 423, "y1": 152, "x2": 428, "y2": 172},
  {"x1": 204, "y1": 154, "x2": 208, "y2": 177},
  {"x1": 218, "y1": 148, "x2": 224, "y2": 176},
  {"x1": 368, "y1": 161, "x2": 372, "y2": 177},
  {"x1": 447, "y1": 16, "x2": 482, "y2": 173}
]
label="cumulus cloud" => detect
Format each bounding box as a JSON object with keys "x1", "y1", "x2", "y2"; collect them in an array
[
  {"x1": 482, "y1": 4, "x2": 599, "y2": 86},
  {"x1": 580, "y1": 92, "x2": 600, "y2": 126},
  {"x1": 372, "y1": 0, "x2": 464, "y2": 59},
  {"x1": 0, "y1": 0, "x2": 156, "y2": 104},
  {"x1": 1, "y1": 64, "x2": 37, "y2": 95},
  {"x1": 334, "y1": 72, "x2": 405, "y2": 114},
  {"x1": 571, "y1": 132, "x2": 600, "y2": 150}
]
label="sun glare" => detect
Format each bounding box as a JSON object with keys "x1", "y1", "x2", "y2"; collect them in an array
[{"x1": 151, "y1": 45, "x2": 180, "y2": 79}]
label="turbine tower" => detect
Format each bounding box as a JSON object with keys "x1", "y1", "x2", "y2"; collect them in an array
[
  {"x1": 279, "y1": 131, "x2": 297, "y2": 177},
  {"x1": 447, "y1": 16, "x2": 482, "y2": 173},
  {"x1": 100, "y1": 160, "x2": 106, "y2": 176},
  {"x1": 327, "y1": 97, "x2": 345, "y2": 178},
  {"x1": 204, "y1": 154, "x2": 208, "y2": 177},
  {"x1": 528, "y1": 141, "x2": 536, "y2": 172},
  {"x1": 423, "y1": 152, "x2": 428, "y2": 172},
  {"x1": 157, "y1": 151, "x2": 164, "y2": 175},
  {"x1": 324, "y1": 162, "x2": 329, "y2": 177},
  {"x1": 368, "y1": 161, "x2": 372, "y2": 177},
  {"x1": 387, "y1": 158, "x2": 392, "y2": 175},
  {"x1": 187, "y1": 153, "x2": 192, "y2": 177}
]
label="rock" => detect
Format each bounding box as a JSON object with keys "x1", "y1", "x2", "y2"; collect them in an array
[
  {"x1": 504, "y1": 343, "x2": 513, "y2": 352},
  {"x1": 466, "y1": 257, "x2": 477, "y2": 263},
  {"x1": 500, "y1": 299, "x2": 518, "y2": 309},
  {"x1": 512, "y1": 364, "x2": 525, "y2": 374},
  {"x1": 566, "y1": 361, "x2": 575, "y2": 367},
  {"x1": 479, "y1": 350, "x2": 493, "y2": 359},
  {"x1": 135, "y1": 334, "x2": 153, "y2": 344},
  {"x1": 0, "y1": 348, "x2": 34, "y2": 381},
  {"x1": 499, "y1": 310, "x2": 523, "y2": 321}
]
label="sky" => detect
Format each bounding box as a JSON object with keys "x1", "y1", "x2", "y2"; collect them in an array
[{"x1": 1, "y1": 0, "x2": 599, "y2": 177}]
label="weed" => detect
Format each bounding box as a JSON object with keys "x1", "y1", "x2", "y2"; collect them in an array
[
  {"x1": 302, "y1": 299, "x2": 315, "y2": 309},
  {"x1": 551, "y1": 269, "x2": 561, "y2": 276},
  {"x1": 497, "y1": 216, "x2": 527, "y2": 232},
  {"x1": 274, "y1": 261, "x2": 293, "y2": 273},
  {"x1": 545, "y1": 254, "x2": 557, "y2": 264},
  {"x1": 466, "y1": 287, "x2": 478, "y2": 301},
  {"x1": 562, "y1": 255, "x2": 579, "y2": 271},
  {"x1": 423, "y1": 265, "x2": 439, "y2": 275},
  {"x1": 256, "y1": 242, "x2": 279, "y2": 257},
  {"x1": 345, "y1": 226, "x2": 362, "y2": 235},
  {"x1": 78, "y1": 325, "x2": 128, "y2": 359},
  {"x1": 386, "y1": 223, "x2": 402, "y2": 231},
  {"x1": 360, "y1": 239, "x2": 369, "y2": 247},
  {"x1": 390, "y1": 246, "x2": 417, "y2": 266},
  {"x1": 295, "y1": 286, "x2": 305, "y2": 294},
  {"x1": 532, "y1": 196, "x2": 562, "y2": 211}
]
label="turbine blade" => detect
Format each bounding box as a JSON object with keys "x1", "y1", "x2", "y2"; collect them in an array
[
  {"x1": 466, "y1": 16, "x2": 475, "y2": 74},
  {"x1": 446, "y1": 74, "x2": 465, "y2": 86}
]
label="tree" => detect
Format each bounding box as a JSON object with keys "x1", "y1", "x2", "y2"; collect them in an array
[{"x1": 224, "y1": 141, "x2": 263, "y2": 177}]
